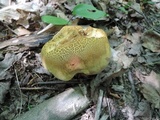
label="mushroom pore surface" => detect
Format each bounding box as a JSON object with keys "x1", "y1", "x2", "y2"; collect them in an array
[{"x1": 41, "y1": 26, "x2": 111, "y2": 81}]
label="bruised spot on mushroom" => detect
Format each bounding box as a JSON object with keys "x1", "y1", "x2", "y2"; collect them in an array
[
  {"x1": 65, "y1": 56, "x2": 84, "y2": 71},
  {"x1": 41, "y1": 26, "x2": 111, "y2": 81}
]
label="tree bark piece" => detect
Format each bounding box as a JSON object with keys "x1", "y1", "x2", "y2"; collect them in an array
[{"x1": 14, "y1": 87, "x2": 90, "y2": 120}]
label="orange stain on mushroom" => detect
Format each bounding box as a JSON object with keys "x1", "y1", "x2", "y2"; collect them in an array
[{"x1": 66, "y1": 56, "x2": 83, "y2": 71}]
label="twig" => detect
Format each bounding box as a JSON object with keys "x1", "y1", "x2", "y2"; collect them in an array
[
  {"x1": 20, "y1": 87, "x2": 56, "y2": 90},
  {"x1": 14, "y1": 69, "x2": 23, "y2": 116},
  {"x1": 107, "y1": 98, "x2": 112, "y2": 120},
  {"x1": 128, "y1": 70, "x2": 138, "y2": 107},
  {"x1": 94, "y1": 89, "x2": 103, "y2": 120},
  {"x1": 3, "y1": 22, "x2": 17, "y2": 35},
  {"x1": 32, "y1": 80, "x2": 79, "y2": 86},
  {"x1": 37, "y1": 24, "x2": 54, "y2": 35}
]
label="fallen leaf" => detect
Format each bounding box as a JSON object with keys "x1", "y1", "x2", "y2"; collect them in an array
[
  {"x1": 14, "y1": 27, "x2": 31, "y2": 36},
  {"x1": 134, "y1": 100, "x2": 151, "y2": 118},
  {"x1": 0, "y1": 53, "x2": 23, "y2": 80},
  {"x1": 113, "y1": 26, "x2": 122, "y2": 37},
  {"x1": 122, "y1": 106, "x2": 134, "y2": 120},
  {"x1": 135, "y1": 70, "x2": 160, "y2": 108},
  {"x1": 124, "y1": 32, "x2": 142, "y2": 55},
  {"x1": 141, "y1": 84, "x2": 160, "y2": 108},
  {"x1": 112, "y1": 48, "x2": 134, "y2": 69},
  {"x1": 0, "y1": 7, "x2": 20, "y2": 23},
  {"x1": 128, "y1": 44, "x2": 141, "y2": 56},
  {"x1": 135, "y1": 70, "x2": 160, "y2": 92},
  {"x1": 143, "y1": 52, "x2": 160, "y2": 65},
  {"x1": 0, "y1": 82, "x2": 10, "y2": 104},
  {"x1": 34, "y1": 66, "x2": 50, "y2": 75},
  {"x1": 141, "y1": 30, "x2": 160, "y2": 53},
  {"x1": 130, "y1": 2, "x2": 142, "y2": 14},
  {"x1": 0, "y1": 1, "x2": 41, "y2": 23},
  {"x1": 16, "y1": 11, "x2": 30, "y2": 28},
  {"x1": 124, "y1": 32, "x2": 141, "y2": 44}
]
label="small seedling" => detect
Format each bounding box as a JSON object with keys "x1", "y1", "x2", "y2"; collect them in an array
[
  {"x1": 72, "y1": 4, "x2": 108, "y2": 20},
  {"x1": 41, "y1": 15, "x2": 69, "y2": 25},
  {"x1": 41, "y1": 4, "x2": 109, "y2": 25}
]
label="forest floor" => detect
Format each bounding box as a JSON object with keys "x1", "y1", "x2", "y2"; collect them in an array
[{"x1": 0, "y1": 0, "x2": 160, "y2": 120}]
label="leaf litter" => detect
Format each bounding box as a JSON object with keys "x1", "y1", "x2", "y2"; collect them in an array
[{"x1": 0, "y1": 0, "x2": 160, "y2": 120}]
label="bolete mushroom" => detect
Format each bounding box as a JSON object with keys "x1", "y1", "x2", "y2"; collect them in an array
[{"x1": 41, "y1": 26, "x2": 111, "y2": 81}]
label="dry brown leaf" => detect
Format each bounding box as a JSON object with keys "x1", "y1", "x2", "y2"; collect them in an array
[
  {"x1": 129, "y1": 44, "x2": 141, "y2": 55},
  {"x1": 135, "y1": 70, "x2": 160, "y2": 93},
  {"x1": 0, "y1": 82, "x2": 10, "y2": 104},
  {"x1": 130, "y1": 2, "x2": 142, "y2": 13},
  {"x1": 134, "y1": 100, "x2": 151, "y2": 118},
  {"x1": 14, "y1": 27, "x2": 31, "y2": 36},
  {"x1": 113, "y1": 26, "x2": 122, "y2": 37},
  {"x1": 135, "y1": 70, "x2": 160, "y2": 108},
  {"x1": 124, "y1": 32, "x2": 141, "y2": 44},
  {"x1": 124, "y1": 32, "x2": 142, "y2": 55},
  {"x1": 142, "y1": 30, "x2": 160, "y2": 53},
  {"x1": 0, "y1": 1, "x2": 41, "y2": 23},
  {"x1": 141, "y1": 84, "x2": 160, "y2": 108},
  {"x1": 112, "y1": 48, "x2": 134, "y2": 69},
  {"x1": 0, "y1": 53, "x2": 23, "y2": 83}
]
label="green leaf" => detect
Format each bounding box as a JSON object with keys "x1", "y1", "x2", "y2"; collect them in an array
[
  {"x1": 72, "y1": 4, "x2": 107, "y2": 20},
  {"x1": 118, "y1": 7, "x2": 128, "y2": 14},
  {"x1": 143, "y1": 0, "x2": 155, "y2": 4},
  {"x1": 41, "y1": 15, "x2": 69, "y2": 25},
  {"x1": 147, "y1": 1, "x2": 155, "y2": 4}
]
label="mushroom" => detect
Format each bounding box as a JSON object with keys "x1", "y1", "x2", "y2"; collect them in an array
[{"x1": 41, "y1": 26, "x2": 111, "y2": 81}]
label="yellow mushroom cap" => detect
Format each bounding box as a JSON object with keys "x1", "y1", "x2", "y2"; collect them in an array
[{"x1": 41, "y1": 26, "x2": 111, "y2": 81}]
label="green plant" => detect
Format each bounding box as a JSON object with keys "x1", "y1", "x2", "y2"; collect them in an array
[
  {"x1": 41, "y1": 4, "x2": 108, "y2": 25},
  {"x1": 143, "y1": 0, "x2": 155, "y2": 4},
  {"x1": 72, "y1": 4, "x2": 108, "y2": 20},
  {"x1": 118, "y1": 7, "x2": 128, "y2": 14},
  {"x1": 41, "y1": 15, "x2": 69, "y2": 25}
]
